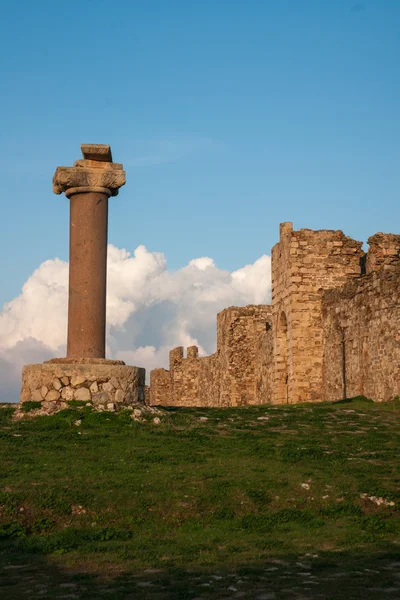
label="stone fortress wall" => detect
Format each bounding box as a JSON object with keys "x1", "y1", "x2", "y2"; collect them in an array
[
  {"x1": 272, "y1": 223, "x2": 363, "y2": 404},
  {"x1": 322, "y1": 233, "x2": 400, "y2": 402},
  {"x1": 150, "y1": 223, "x2": 400, "y2": 406},
  {"x1": 150, "y1": 305, "x2": 273, "y2": 406}
]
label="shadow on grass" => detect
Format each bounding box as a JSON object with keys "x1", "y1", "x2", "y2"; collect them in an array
[{"x1": 1, "y1": 538, "x2": 400, "y2": 600}]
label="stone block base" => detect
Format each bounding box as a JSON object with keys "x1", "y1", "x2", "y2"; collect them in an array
[{"x1": 20, "y1": 358, "x2": 146, "y2": 413}]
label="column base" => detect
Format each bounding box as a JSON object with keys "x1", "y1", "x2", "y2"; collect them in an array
[{"x1": 19, "y1": 358, "x2": 146, "y2": 414}]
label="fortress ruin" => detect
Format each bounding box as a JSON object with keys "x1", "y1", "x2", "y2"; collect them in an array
[
  {"x1": 150, "y1": 223, "x2": 400, "y2": 406},
  {"x1": 19, "y1": 145, "x2": 400, "y2": 411}
]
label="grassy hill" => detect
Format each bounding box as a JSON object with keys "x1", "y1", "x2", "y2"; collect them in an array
[{"x1": 1, "y1": 398, "x2": 399, "y2": 599}]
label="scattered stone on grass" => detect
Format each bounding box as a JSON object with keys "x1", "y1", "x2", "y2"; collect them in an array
[
  {"x1": 11, "y1": 400, "x2": 166, "y2": 423},
  {"x1": 360, "y1": 493, "x2": 395, "y2": 507}
]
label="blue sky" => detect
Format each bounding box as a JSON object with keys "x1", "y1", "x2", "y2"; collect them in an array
[{"x1": 1, "y1": 0, "x2": 399, "y2": 307}]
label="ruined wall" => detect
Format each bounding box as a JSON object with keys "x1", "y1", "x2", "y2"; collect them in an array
[
  {"x1": 218, "y1": 305, "x2": 273, "y2": 405},
  {"x1": 271, "y1": 223, "x2": 363, "y2": 404},
  {"x1": 323, "y1": 234, "x2": 400, "y2": 402},
  {"x1": 149, "y1": 223, "x2": 400, "y2": 407},
  {"x1": 197, "y1": 355, "x2": 221, "y2": 406},
  {"x1": 255, "y1": 318, "x2": 274, "y2": 404},
  {"x1": 149, "y1": 369, "x2": 170, "y2": 405},
  {"x1": 160, "y1": 346, "x2": 220, "y2": 407},
  {"x1": 149, "y1": 305, "x2": 274, "y2": 406},
  {"x1": 366, "y1": 233, "x2": 400, "y2": 273}
]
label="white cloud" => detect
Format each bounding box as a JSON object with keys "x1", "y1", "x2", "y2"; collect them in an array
[
  {"x1": 188, "y1": 257, "x2": 215, "y2": 270},
  {"x1": 0, "y1": 245, "x2": 271, "y2": 402}
]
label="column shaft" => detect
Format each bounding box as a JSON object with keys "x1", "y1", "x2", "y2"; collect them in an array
[{"x1": 67, "y1": 191, "x2": 109, "y2": 358}]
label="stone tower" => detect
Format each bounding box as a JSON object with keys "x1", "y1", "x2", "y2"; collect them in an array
[{"x1": 271, "y1": 222, "x2": 363, "y2": 404}]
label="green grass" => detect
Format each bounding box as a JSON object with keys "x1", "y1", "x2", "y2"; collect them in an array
[
  {"x1": 0, "y1": 398, "x2": 400, "y2": 599},
  {"x1": 19, "y1": 400, "x2": 42, "y2": 413}
]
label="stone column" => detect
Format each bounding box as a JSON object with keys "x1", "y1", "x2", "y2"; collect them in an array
[
  {"x1": 53, "y1": 145, "x2": 126, "y2": 359},
  {"x1": 20, "y1": 144, "x2": 146, "y2": 415}
]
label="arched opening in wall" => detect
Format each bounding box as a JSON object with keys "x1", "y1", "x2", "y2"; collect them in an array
[{"x1": 276, "y1": 311, "x2": 289, "y2": 404}]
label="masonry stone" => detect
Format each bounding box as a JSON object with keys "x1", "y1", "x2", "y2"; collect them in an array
[
  {"x1": 92, "y1": 391, "x2": 109, "y2": 405},
  {"x1": 32, "y1": 389, "x2": 43, "y2": 402},
  {"x1": 19, "y1": 144, "x2": 399, "y2": 410},
  {"x1": 19, "y1": 144, "x2": 145, "y2": 415},
  {"x1": 102, "y1": 381, "x2": 114, "y2": 393},
  {"x1": 46, "y1": 389, "x2": 61, "y2": 401},
  {"x1": 74, "y1": 387, "x2": 91, "y2": 402},
  {"x1": 110, "y1": 377, "x2": 119, "y2": 389},
  {"x1": 150, "y1": 305, "x2": 273, "y2": 407},
  {"x1": 71, "y1": 375, "x2": 86, "y2": 387},
  {"x1": 21, "y1": 361, "x2": 146, "y2": 412},
  {"x1": 149, "y1": 222, "x2": 400, "y2": 406},
  {"x1": 61, "y1": 386, "x2": 74, "y2": 401},
  {"x1": 52, "y1": 378, "x2": 62, "y2": 391},
  {"x1": 115, "y1": 389, "x2": 125, "y2": 403}
]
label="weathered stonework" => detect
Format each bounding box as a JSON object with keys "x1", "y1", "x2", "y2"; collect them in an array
[
  {"x1": 218, "y1": 305, "x2": 273, "y2": 406},
  {"x1": 322, "y1": 236, "x2": 400, "y2": 402},
  {"x1": 365, "y1": 233, "x2": 400, "y2": 274},
  {"x1": 150, "y1": 369, "x2": 170, "y2": 406},
  {"x1": 20, "y1": 141, "x2": 400, "y2": 411},
  {"x1": 150, "y1": 305, "x2": 273, "y2": 407},
  {"x1": 150, "y1": 223, "x2": 400, "y2": 406},
  {"x1": 19, "y1": 144, "x2": 144, "y2": 415},
  {"x1": 53, "y1": 144, "x2": 126, "y2": 198},
  {"x1": 21, "y1": 359, "x2": 145, "y2": 413},
  {"x1": 53, "y1": 145, "x2": 126, "y2": 360},
  {"x1": 271, "y1": 223, "x2": 363, "y2": 404}
]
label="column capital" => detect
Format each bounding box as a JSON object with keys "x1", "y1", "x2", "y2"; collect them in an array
[{"x1": 53, "y1": 144, "x2": 126, "y2": 197}]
